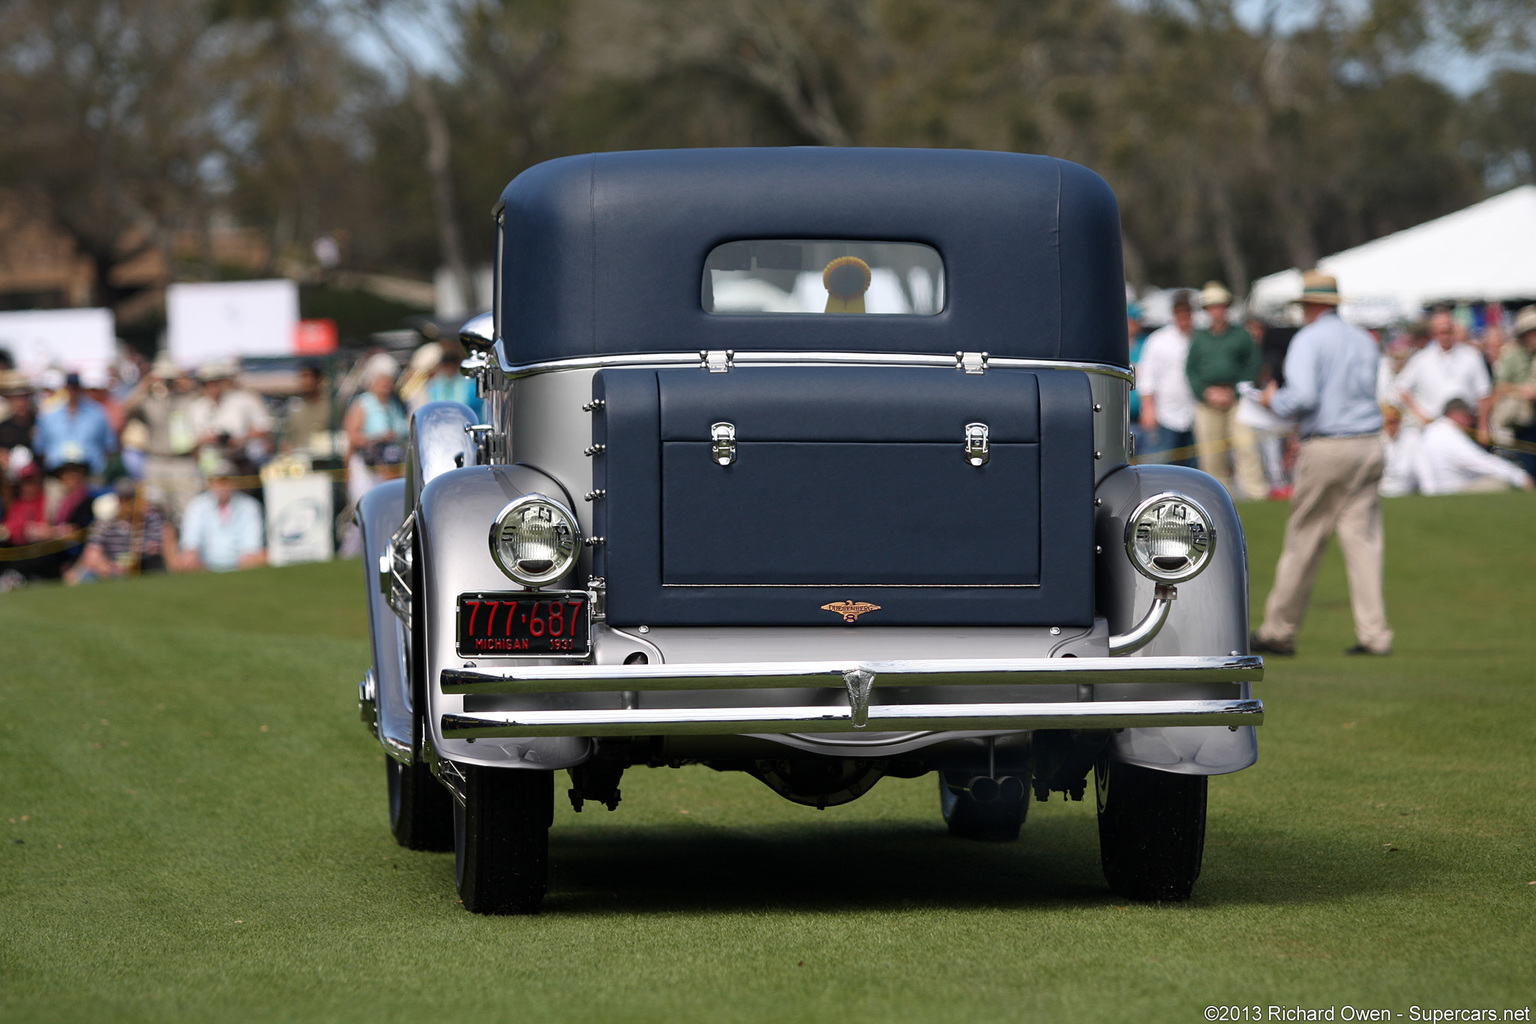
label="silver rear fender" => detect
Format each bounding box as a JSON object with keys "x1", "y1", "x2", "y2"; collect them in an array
[
  {"x1": 356, "y1": 479, "x2": 412, "y2": 763},
  {"x1": 417, "y1": 464, "x2": 593, "y2": 770},
  {"x1": 1095, "y1": 463, "x2": 1259, "y2": 776},
  {"x1": 406, "y1": 401, "x2": 480, "y2": 515}
]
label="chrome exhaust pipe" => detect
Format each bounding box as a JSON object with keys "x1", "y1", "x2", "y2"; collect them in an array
[{"x1": 964, "y1": 775, "x2": 1025, "y2": 803}]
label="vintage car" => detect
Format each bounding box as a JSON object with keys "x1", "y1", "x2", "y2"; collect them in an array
[{"x1": 356, "y1": 147, "x2": 1264, "y2": 914}]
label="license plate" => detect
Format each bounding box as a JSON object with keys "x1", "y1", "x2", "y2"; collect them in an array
[{"x1": 456, "y1": 591, "x2": 590, "y2": 656}]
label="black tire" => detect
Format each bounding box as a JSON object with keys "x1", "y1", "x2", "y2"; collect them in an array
[
  {"x1": 387, "y1": 756, "x2": 454, "y2": 851},
  {"x1": 385, "y1": 530, "x2": 454, "y2": 851},
  {"x1": 938, "y1": 772, "x2": 1027, "y2": 842},
  {"x1": 454, "y1": 764, "x2": 553, "y2": 915},
  {"x1": 1095, "y1": 756, "x2": 1206, "y2": 901}
]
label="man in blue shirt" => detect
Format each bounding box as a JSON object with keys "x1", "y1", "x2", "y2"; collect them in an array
[
  {"x1": 171, "y1": 460, "x2": 266, "y2": 572},
  {"x1": 1250, "y1": 271, "x2": 1391, "y2": 656},
  {"x1": 34, "y1": 372, "x2": 116, "y2": 476}
]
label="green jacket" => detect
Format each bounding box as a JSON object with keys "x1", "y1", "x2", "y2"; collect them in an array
[{"x1": 1186, "y1": 324, "x2": 1262, "y2": 398}]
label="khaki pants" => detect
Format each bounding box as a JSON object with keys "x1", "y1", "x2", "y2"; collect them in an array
[
  {"x1": 141, "y1": 454, "x2": 202, "y2": 527},
  {"x1": 1193, "y1": 402, "x2": 1269, "y2": 500},
  {"x1": 1257, "y1": 435, "x2": 1393, "y2": 653}
]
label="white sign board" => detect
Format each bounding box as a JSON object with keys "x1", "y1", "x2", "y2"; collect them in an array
[
  {"x1": 0, "y1": 307, "x2": 116, "y2": 380},
  {"x1": 262, "y1": 472, "x2": 334, "y2": 567},
  {"x1": 167, "y1": 279, "x2": 300, "y2": 369}
]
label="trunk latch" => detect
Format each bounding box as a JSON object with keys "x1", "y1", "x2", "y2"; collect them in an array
[
  {"x1": 711, "y1": 421, "x2": 737, "y2": 466},
  {"x1": 964, "y1": 422, "x2": 990, "y2": 466}
]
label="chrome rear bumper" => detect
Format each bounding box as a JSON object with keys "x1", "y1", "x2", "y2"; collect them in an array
[{"x1": 439, "y1": 654, "x2": 1263, "y2": 738}]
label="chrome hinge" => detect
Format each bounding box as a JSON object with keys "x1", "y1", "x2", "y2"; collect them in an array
[
  {"x1": 459, "y1": 349, "x2": 492, "y2": 381},
  {"x1": 582, "y1": 398, "x2": 606, "y2": 412},
  {"x1": 380, "y1": 512, "x2": 415, "y2": 627},
  {"x1": 957, "y1": 350, "x2": 988, "y2": 374},
  {"x1": 583, "y1": 536, "x2": 606, "y2": 547},
  {"x1": 463, "y1": 424, "x2": 505, "y2": 464},
  {"x1": 583, "y1": 489, "x2": 606, "y2": 502},
  {"x1": 701, "y1": 349, "x2": 734, "y2": 373},
  {"x1": 963, "y1": 422, "x2": 990, "y2": 466},
  {"x1": 711, "y1": 421, "x2": 737, "y2": 466},
  {"x1": 584, "y1": 443, "x2": 606, "y2": 457}
]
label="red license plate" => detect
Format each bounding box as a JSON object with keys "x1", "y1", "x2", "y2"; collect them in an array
[{"x1": 456, "y1": 592, "x2": 590, "y2": 656}]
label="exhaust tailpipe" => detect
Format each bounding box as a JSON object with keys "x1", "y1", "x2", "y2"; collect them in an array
[{"x1": 964, "y1": 775, "x2": 1025, "y2": 803}]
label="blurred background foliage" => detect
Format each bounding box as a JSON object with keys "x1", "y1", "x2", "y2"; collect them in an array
[{"x1": 1, "y1": 0, "x2": 1533, "y2": 326}]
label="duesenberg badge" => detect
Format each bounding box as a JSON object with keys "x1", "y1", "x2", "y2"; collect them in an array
[{"x1": 822, "y1": 600, "x2": 881, "y2": 624}]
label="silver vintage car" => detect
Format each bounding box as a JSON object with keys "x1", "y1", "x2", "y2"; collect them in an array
[{"x1": 356, "y1": 147, "x2": 1264, "y2": 914}]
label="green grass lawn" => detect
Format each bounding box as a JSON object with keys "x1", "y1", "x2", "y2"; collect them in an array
[{"x1": 2, "y1": 494, "x2": 1533, "y2": 1023}]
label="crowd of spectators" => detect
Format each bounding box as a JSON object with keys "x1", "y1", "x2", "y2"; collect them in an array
[
  {"x1": 0, "y1": 337, "x2": 475, "y2": 592},
  {"x1": 4, "y1": 295, "x2": 1530, "y2": 593},
  {"x1": 1130, "y1": 287, "x2": 1536, "y2": 500}
]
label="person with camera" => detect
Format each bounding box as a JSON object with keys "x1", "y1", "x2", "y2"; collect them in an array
[
  {"x1": 189, "y1": 360, "x2": 273, "y2": 483},
  {"x1": 123, "y1": 354, "x2": 201, "y2": 524},
  {"x1": 344, "y1": 353, "x2": 409, "y2": 512}
]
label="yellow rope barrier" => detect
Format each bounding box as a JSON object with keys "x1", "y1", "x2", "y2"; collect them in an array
[
  {"x1": 0, "y1": 528, "x2": 88, "y2": 560},
  {"x1": 0, "y1": 467, "x2": 354, "y2": 563}
]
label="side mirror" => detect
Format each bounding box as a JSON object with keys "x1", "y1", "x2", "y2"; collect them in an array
[{"x1": 458, "y1": 312, "x2": 495, "y2": 354}]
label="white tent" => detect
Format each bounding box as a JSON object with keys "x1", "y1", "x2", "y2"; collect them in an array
[{"x1": 1248, "y1": 185, "x2": 1536, "y2": 325}]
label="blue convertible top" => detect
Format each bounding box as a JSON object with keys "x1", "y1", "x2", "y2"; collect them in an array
[{"x1": 497, "y1": 147, "x2": 1128, "y2": 368}]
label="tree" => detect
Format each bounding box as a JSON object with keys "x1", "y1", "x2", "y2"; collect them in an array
[{"x1": 0, "y1": 0, "x2": 226, "y2": 310}]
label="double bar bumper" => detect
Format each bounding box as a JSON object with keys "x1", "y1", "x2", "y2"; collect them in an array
[{"x1": 439, "y1": 654, "x2": 1263, "y2": 738}]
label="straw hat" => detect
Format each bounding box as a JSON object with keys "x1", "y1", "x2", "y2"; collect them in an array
[
  {"x1": 359, "y1": 352, "x2": 401, "y2": 385},
  {"x1": 1299, "y1": 270, "x2": 1342, "y2": 306},
  {"x1": 196, "y1": 359, "x2": 239, "y2": 382},
  {"x1": 1200, "y1": 281, "x2": 1233, "y2": 307},
  {"x1": 0, "y1": 369, "x2": 32, "y2": 395},
  {"x1": 1513, "y1": 305, "x2": 1536, "y2": 339}
]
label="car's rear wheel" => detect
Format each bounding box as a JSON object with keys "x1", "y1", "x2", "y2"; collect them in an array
[
  {"x1": 386, "y1": 532, "x2": 454, "y2": 851},
  {"x1": 387, "y1": 756, "x2": 454, "y2": 851},
  {"x1": 453, "y1": 764, "x2": 553, "y2": 915},
  {"x1": 938, "y1": 772, "x2": 1028, "y2": 842},
  {"x1": 1095, "y1": 756, "x2": 1206, "y2": 901}
]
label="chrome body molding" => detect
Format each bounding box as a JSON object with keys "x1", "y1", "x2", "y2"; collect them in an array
[
  {"x1": 494, "y1": 344, "x2": 1134, "y2": 384},
  {"x1": 443, "y1": 698, "x2": 1264, "y2": 739}
]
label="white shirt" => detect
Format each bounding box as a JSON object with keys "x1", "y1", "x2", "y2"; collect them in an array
[
  {"x1": 1136, "y1": 323, "x2": 1197, "y2": 432},
  {"x1": 191, "y1": 388, "x2": 274, "y2": 442},
  {"x1": 1415, "y1": 418, "x2": 1530, "y2": 494},
  {"x1": 1392, "y1": 343, "x2": 1491, "y2": 424},
  {"x1": 1379, "y1": 429, "x2": 1419, "y2": 497}
]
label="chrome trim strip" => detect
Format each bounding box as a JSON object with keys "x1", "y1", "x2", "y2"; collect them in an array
[
  {"x1": 495, "y1": 346, "x2": 1134, "y2": 383},
  {"x1": 440, "y1": 654, "x2": 1261, "y2": 694},
  {"x1": 381, "y1": 731, "x2": 412, "y2": 764},
  {"x1": 442, "y1": 698, "x2": 1264, "y2": 738}
]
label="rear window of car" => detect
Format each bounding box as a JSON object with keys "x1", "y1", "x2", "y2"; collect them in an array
[{"x1": 703, "y1": 240, "x2": 944, "y2": 316}]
